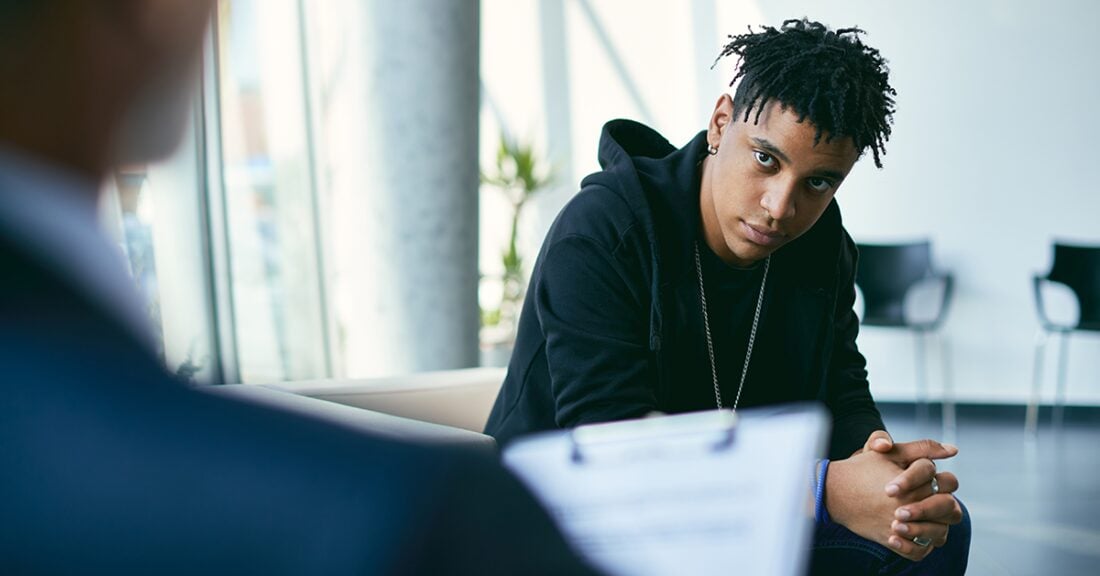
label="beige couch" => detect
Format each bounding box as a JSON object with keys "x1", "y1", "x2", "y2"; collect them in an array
[{"x1": 206, "y1": 367, "x2": 506, "y2": 453}]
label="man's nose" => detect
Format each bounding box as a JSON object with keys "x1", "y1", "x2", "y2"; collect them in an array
[{"x1": 760, "y1": 179, "x2": 798, "y2": 222}]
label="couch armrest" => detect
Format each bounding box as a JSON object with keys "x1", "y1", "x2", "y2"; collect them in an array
[
  {"x1": 265, "y1": 368, "x2": 507, "y2": 433},
  {"x1": 201, "y1": 383, "x2": 496, "y2": 455}
]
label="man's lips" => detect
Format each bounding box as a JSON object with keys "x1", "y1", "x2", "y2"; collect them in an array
[{"x1": 741, "y1": 220, "x2": 786, "y2": 247}]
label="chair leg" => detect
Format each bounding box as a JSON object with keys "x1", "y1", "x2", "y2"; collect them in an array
[
  {"x1": 940, "y1": 332, "x2": 956, "y2": 442},
  {"x1": 915, "y1": 330, "x2": 929, "y2": 428},
  {"x1": 1054, "y1": 331, "x2": 1070, "y2": 428},
  {"x1": 1025, "y1": 329, "x2": 1048, "y2": 437}
]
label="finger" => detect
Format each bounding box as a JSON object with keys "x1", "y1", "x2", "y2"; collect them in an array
[
  {"x1": 864, "y1": 430, "x2": 894, "y2": 453},
  {"x1": 885, "y1": 458, "x2": 937, "y2": 497},
  {"x1": 934, "y1": 471, "x2": 959, "y2": 495},
  {"x1": 855, "y1": 430, "x2": 893, "y2": 456},
  {"x1": 896, "y1": 494, "x2": 964, "y2": 525},
  {"x1": 887, "y1": 534, "x2": 935, "y2": 562},
  {"x1": 892, "y1": 520, "x2": 950, "y2": 548},
  {"x1": 889, "y1": 438, "x2": 959, "y2": 464}
]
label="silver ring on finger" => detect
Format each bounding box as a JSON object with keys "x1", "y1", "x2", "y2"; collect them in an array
[
  {"x1": 912, "y1": 536, "x2": 933, "y2": 547},
  {"x1": 931, "y1": 477, "x2": 940, "y2": 495}
]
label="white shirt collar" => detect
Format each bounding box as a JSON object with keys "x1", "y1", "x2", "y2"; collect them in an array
[{"x1": 0, "y1": 146, "x2": 156, "y2": 352}]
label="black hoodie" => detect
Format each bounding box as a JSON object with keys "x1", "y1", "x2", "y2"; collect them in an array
[{"x1": 485, "y1": 120, "x2": 884, "y2": 459}]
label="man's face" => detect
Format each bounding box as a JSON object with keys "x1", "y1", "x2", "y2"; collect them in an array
[
  {"x1": 114, "y1": 0, "x2": 216, "y2": 163},
  {"x1": 700, "y1": 96, "x2": 859, "y2": 267}
]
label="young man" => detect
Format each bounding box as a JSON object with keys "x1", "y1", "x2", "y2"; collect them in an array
[
  {"x1": 0, "y1": 2, "x2": 599, "y2": 574},
  {"x1": 486, "y1": 19, "x2": 970, "y2": 574}
]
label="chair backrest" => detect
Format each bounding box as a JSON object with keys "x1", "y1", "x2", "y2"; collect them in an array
[
  {"x1": 855, "y1": 241, "x2": 934, "y2": 327},
  {"x1": 1046, "y1": 243, "x2": 1100, "y2": 331}
]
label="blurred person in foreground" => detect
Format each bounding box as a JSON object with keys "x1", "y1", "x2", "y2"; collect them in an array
[
  {"x1": 485, "y1": 19, "x2": 970, "y2": 575},
  {"x1": 0, "y1": 1, "x2": 599, "y2": 574}
]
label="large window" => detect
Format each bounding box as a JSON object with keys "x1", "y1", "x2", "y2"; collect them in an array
[
  {"x1": 100, "y1": 0, "x2": 333, "y2": 385},
  {"x1": 213, "y1": 0, "x2": 330, "y2": 382},
  {"x1": 99, "y1": 101, "x2": 218, "y2": 383}
]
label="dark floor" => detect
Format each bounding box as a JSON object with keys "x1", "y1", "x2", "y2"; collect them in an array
[{"x1": 877, "y1": 403, "x2": 1100, "y2": 576}]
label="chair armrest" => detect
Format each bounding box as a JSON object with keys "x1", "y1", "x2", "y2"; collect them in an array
[
  {"x1": 1033, "y1": 275, "x2": 1050, "y2": 329},
  {"x1": 928, "y1": 272, "x2": 954, "y2": 330},
  {"x1": 906, "y1": 273, "x2": 954, "y2": 331},
  {"x1": 1033, "y1": 276, "x2": 1078, "y2": 332}
]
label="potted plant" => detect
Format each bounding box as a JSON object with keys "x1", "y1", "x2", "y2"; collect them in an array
[{"x1": 479, "y1": 133, "x2": 554, "y2": 365}]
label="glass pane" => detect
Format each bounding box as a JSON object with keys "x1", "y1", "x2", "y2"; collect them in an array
[
  {"x1": 215, "y1": 0, "x2": 329, "y2": 382},
  {"x1": 99, "y1": 108, "x2": 218, "y2": 383}
]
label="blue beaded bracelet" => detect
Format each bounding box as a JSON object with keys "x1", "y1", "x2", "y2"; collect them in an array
[{"x1": 814, "y1": 459, "x2": 831, "y2": 525}]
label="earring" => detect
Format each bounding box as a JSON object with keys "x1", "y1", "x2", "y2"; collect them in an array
[{"x1": 707, "y1": 144, "x2": 719, "y2": 155}]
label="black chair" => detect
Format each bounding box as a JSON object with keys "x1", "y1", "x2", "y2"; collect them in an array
[
  {"x1": 1027, "y1": 242, "x2": 1100, "y2": 434},
  {"x1": 855, "y1": 241, "x2": 956, "y2": 432}
]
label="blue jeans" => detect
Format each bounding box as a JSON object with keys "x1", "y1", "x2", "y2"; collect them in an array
[{"x1": 809, "y1": 499, "x2": 971, "y2": 575}]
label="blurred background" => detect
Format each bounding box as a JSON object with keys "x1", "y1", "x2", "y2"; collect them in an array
[
  {"x1": 111, "y1": 0, "x2": 1100, "y2": 405},
  {"x1": 95, "y1": 2, "x2": 1100, "y2": 573}
]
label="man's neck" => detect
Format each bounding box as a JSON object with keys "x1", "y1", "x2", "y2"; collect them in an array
[
  {"x1": 0, "y1": 145, "x2": 155, "y2": 352},
  {"x1": 698, "y1": 158, "x2": 756, "y2": 268},
  {"x1": 0, "y1": 138, "x2": 104, "y2": 204}
]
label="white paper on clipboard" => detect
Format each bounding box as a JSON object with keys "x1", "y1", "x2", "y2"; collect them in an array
[{"x1": 502, "y1": 404, "x2": 830, "y2": 576}]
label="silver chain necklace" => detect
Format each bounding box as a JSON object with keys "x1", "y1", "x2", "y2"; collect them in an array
[{"x1": 694, "y1": 242, "x2": 771, "y2": 411}]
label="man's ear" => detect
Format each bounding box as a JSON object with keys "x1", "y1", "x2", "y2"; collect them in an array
[{"x1": 707, "y1": 94, "x2": 735, "y2": 149}]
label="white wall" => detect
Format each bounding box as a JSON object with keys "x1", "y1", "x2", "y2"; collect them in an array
[
  {"x1": 771, "y1": 0, "x2": 1100, "y2": 405},
  {"x1": 481, "y1": 0, "x2": 1100, "y2": 405}
]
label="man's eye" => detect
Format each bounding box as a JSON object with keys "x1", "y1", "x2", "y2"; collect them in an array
[
  {"x1": 807, "y1": 177, "x2": 833, "y2": 193},
  {"x1": 754, "y1": 151, "x2": 776, "y2": 168}
]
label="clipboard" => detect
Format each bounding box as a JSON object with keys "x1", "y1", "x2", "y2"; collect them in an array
[{"x1": 503, "y1": 404, "x2": 830, "y2": 576}]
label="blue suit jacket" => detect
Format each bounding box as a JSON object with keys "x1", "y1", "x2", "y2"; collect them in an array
[{"x1": 0, "y1": 228, "x2": 598, "y2": 575}]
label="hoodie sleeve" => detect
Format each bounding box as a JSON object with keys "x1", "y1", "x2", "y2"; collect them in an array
[
  {"x1": 535, "y1": 230, "x2": 658, "y2": 428},
  {"x1": 824, "y1": 231, "x2": 886, "y2": 459}
]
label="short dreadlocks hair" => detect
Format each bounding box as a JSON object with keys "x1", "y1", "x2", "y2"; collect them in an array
[{"x1": 714, "y1": 18, "x2": 896, "y2": 168}]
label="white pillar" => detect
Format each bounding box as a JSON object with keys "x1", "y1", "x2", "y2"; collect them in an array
[
  {"x1": 320, "y1": 0, "x2": 481, "y2": 377},
  {"x1": 534, "y1": 0, "x2": 575, "y2": 247},
  {"x1": 691, "y1": 0, "x2": 721, "y2": 126}
]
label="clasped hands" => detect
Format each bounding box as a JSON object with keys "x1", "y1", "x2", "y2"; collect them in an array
[{"x1": 825, "y1": 430, "x2": 964, "y2": 562}]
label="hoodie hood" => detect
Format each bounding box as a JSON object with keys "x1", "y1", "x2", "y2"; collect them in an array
[{"x1": 582, "y1": 119, "x2": 709, "y2": 352}]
